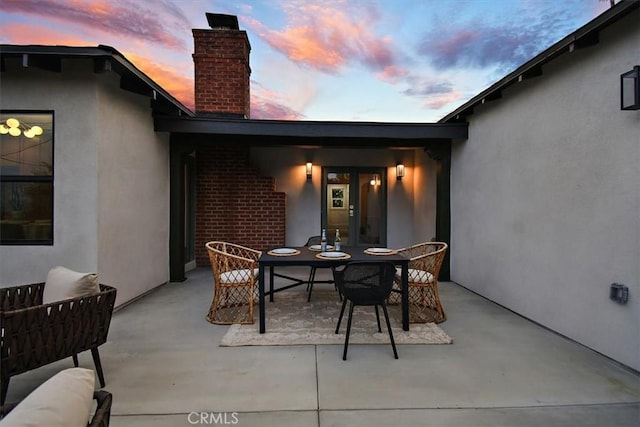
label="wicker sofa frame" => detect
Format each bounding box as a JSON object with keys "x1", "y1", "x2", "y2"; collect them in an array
[{"x1": 0, "y1": 282, "x2": 117, "y2": 405}]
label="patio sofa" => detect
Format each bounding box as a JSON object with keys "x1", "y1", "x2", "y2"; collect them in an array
[{"x1": 0, "y1": 269, "x2": 117, "y2": 405}]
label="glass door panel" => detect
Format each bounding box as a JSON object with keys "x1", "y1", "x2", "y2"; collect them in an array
[
  {"x1": 323, "y1": 168, "x2": 386, "y2": 247},
  {"x1": 326, "y1": 172, "x2": 351, "y2": 245},
  {"x1": 358, "y1": 172, "x2": 383, "y2": 245}
]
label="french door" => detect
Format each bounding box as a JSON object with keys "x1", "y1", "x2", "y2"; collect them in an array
[{"x1": 321, "y1": 167, "x2": 387, "y2": 247}]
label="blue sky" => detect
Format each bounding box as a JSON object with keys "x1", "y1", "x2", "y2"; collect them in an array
[{"x1": 0, "y1": 0, "x2": 613, "y2": 122}]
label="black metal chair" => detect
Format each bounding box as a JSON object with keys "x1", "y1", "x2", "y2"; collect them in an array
[
  {"x1": 304, "y1": 235, "x2": 339, "y2": 302},
  {"x1": 333, "y1": 261, "x2": 398, "y2": 360}
]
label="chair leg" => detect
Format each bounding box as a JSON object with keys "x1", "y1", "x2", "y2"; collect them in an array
[
  {"x1": 343, "y1": 302, "x2": 355, "y2": 361},
  {"x1": 1, "y1": 378, "x2": 9, "y2": 406},
  {"x1": 374, "y1": 305, "x2": 382, "y2": 332},
  {"x1": 307, "y1": 268, "x2": 317, "y2": 302},
  {"x1": 72, "y1": 354, "x2": 79, "y2": 367},
  {"x1": 248, "y1": 284, "x2": 254, "y2": 324},
  {"x1": 331, "y1": 267, "x2": 343, "y2": 301},
  {"x1": 381, "y1": 304, "x2": 398, "y2": 359},
  {"x1": 306, "y1": 267, "x2": 315, "y2": 291},
  {"x1": 91, "y1": 347, "x2": 106, "y2": 388},
  {"x1": 335, "y1": 298, "x2": 348, "y2": 334}
]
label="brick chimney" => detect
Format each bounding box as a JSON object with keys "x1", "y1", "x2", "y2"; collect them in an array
[{"x1": 193, "y1": 13, "x2": 251, "y2": 118}]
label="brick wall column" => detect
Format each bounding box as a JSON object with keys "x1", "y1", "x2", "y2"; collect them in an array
[{"x1": 195, "y1": 144, "x2": 285, "y2": 265}]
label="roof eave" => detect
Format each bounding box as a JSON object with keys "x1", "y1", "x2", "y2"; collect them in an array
[
  {"x1": 0, "y1": 44, "x2": 194, "y2": 118},
  {"x1": 155, "y1": 116, "x2": 468, "y2": 144},
  {"x1": 439, "y1": 0, "x2": 639, "y2": 123}
]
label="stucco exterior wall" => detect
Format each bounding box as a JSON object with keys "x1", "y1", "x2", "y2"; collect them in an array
[
  {"x1": 0, "y1": 61, "x2": 100, "y2": 284},
  {"x1": 0, "y1": 59, "x2": 170, "y2": 307},
  {"x1": 250, "y1": 147, "x2": 434, "y2": 248},
  {"x1": 95, "y1": 75, "x2": 170, "y2": 306},
  {"x1": 450, "y1": 12, "x2": 639, "y2": 370}
]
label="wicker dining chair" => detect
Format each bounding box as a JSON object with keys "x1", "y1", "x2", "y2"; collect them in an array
[
  {"x1": 205, "y1": 241, "x2": 261, "y2": 324},
  {"x1": 334, "y1": 261, "x2": 398, "y2": 360},
  {"x1": 389, "y1": 242, "x2": 448, "y2": 323}
]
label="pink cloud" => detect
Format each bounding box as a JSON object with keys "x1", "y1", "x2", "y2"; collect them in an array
[
  {"x1": 424, "y1": 92, "x2": 463, "y2": 110},
  {"x1": 124, "y1": 52, "x2": 194, "y2": 111},
  {"x1": 242, "y1": 3, "x2": 396, "y2": 75},
  {"x1": 251, "y1": 99, "x2": 305, "y2": 120},
  {"x1": 402, "y1": 75, "x2": 463, "y2": 110},
  {"x1": 250, "y1": 82, "x2": 305, "y2": 120},
  {"x1": 0, "y1": 0, "x2": 187, "y2": 51},
  {"x1": 1, "y1": 22, "x2": 92, "y2": 46},
  {"x1": 376, "y1": 65, "x2": 410, "y2": 84}
]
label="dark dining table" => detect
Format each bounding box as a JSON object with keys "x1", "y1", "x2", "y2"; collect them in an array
[{"x1": 257, "y1": 246, "x2": 410, "y2": 333}]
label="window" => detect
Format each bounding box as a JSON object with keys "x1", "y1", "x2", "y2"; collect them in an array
[{"x1": 0, "y1": 111, "x2": 54, "y2": 245}]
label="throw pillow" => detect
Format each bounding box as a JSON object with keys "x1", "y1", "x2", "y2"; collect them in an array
[
  {"x1": 0, "y1": 368, "x2": 95, "y2": 427},
  {"x1": 43, "y1": 266, "x2": 99, "y2": 304}
]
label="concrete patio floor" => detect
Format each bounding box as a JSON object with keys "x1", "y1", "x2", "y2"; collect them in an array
[{"x1": 5, "y1": 267, "x2": 639, "y2": 426}]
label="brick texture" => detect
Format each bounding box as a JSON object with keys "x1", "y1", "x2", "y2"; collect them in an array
[
  {"x1": 193, "y1": 28, "x2": 251, "y2": 117},
  {"x1": 195, "y1": 144, "x2": 286, "y2": 266}
]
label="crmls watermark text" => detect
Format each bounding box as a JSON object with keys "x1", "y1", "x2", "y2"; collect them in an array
[{"x1": 188, "y1": 412, "x2": 239, "y2": 425}]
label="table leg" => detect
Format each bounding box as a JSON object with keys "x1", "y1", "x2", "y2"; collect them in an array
[
  {"x1": 401, "y1": 263, "x2": 409, "y2": 331},
  {"x1": 269, "y1": 267, "x2": 275, "y2": 302},
  {"x1": 259, "y1": 264, "x2": 265, "y2": 333}
]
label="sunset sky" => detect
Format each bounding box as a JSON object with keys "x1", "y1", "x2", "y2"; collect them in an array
[{"x1": 0, "y1": 0, "x2": 613, "y2": 122}]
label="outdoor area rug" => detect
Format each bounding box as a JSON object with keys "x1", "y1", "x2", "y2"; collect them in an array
[{"x1": 220, "y1": 289, "x2": 453, "y2": 346}]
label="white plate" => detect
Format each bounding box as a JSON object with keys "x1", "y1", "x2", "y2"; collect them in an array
[
  {"x1": 309, "y1": 244, "x2": 334, "y2": 251},
  {"x1": 271, "y1": 248, "x2": 297, "y2": 254},
  {"x1": 320, "y1": 251, "x2": 347, "y2": 258},
  {"x1": 366, "y1": 247, "x2": 393, "y2": 253}
]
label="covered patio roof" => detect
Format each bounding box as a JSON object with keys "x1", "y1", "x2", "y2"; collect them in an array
[{"x1": 155, "y1": 116, "x2": 468, "y2": 148}]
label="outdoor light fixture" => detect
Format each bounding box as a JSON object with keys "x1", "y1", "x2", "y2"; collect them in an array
[
  {"x1": 621, "y1": 66, "x2": 640, "y2": 110},
  {"x1": 0, "y1": 118, "x2": 43, "y2": 138},
  {"x1": 370, "y1": 174, "x2": 381, "y2": 186},
  {"x1": 306, "y1": 162, "x2": 313, "y2": 181},
  {"x1": 396, "y1": 163, "x2": 405, "y2": 181}
]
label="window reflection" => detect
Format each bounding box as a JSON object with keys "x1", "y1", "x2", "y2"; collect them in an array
[{"x1": 1, "y1": 111, "x2": 54, "y2": 244}]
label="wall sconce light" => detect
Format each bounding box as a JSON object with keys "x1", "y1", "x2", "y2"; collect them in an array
[
  {"x1": 369, "y1": 174, "x2": 381, "y2": 186},
  {"x1": 396, "y1": 163, "x2": 405, "y2": 181},
  {"x1": 306, "y1": 162, "x2": 313, "y2": 181},
  {"x1": 621, "y1": 66, "x2": 640, "y2": 110}
]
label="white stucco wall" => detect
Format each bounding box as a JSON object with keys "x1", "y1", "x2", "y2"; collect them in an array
[
  {"x1": 450, "y1": 12, "x2": 639, "y2": 370},
  {"x1": 0, "y1": 59, "x2": 170, "y2": 307},
  {"x1": 250, "y1": 147, "x2": 435, "y2": 248},
  {"x1": 95, "y1": 75, "x2": 170, "y2": 306},
  {"x1": 0, "y1": 61, "x2": 100, "y2": 284}
]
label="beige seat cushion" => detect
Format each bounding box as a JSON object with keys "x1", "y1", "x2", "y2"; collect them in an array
[
  {"x1": 43, "y1": 266, "x2": 99, "y2": 304},
  {"x1": 0, "y1": 368, "x2": 95, "y2": 427},
  {"x1": 219, "y1": 268, "x2": 259, "y2": 284},
  {"x1": 395, "y1": 268, "x2": 434, "y2": 284}
]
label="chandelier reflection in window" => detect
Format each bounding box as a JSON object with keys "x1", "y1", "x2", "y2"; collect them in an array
[{"x1": 0, "y1": 118, "x2": 44, "y2": 138}]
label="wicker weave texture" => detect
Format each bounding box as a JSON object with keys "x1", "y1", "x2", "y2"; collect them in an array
[
  {"x1": 389, "y1": 242, "x2": 448, "y2": 323},
  {"x1": 0, "y1": 283, "x2": 117, "y2": 405},
  {"x1": 205, "y1": 241, "x2": 261, "y2": 325}
]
